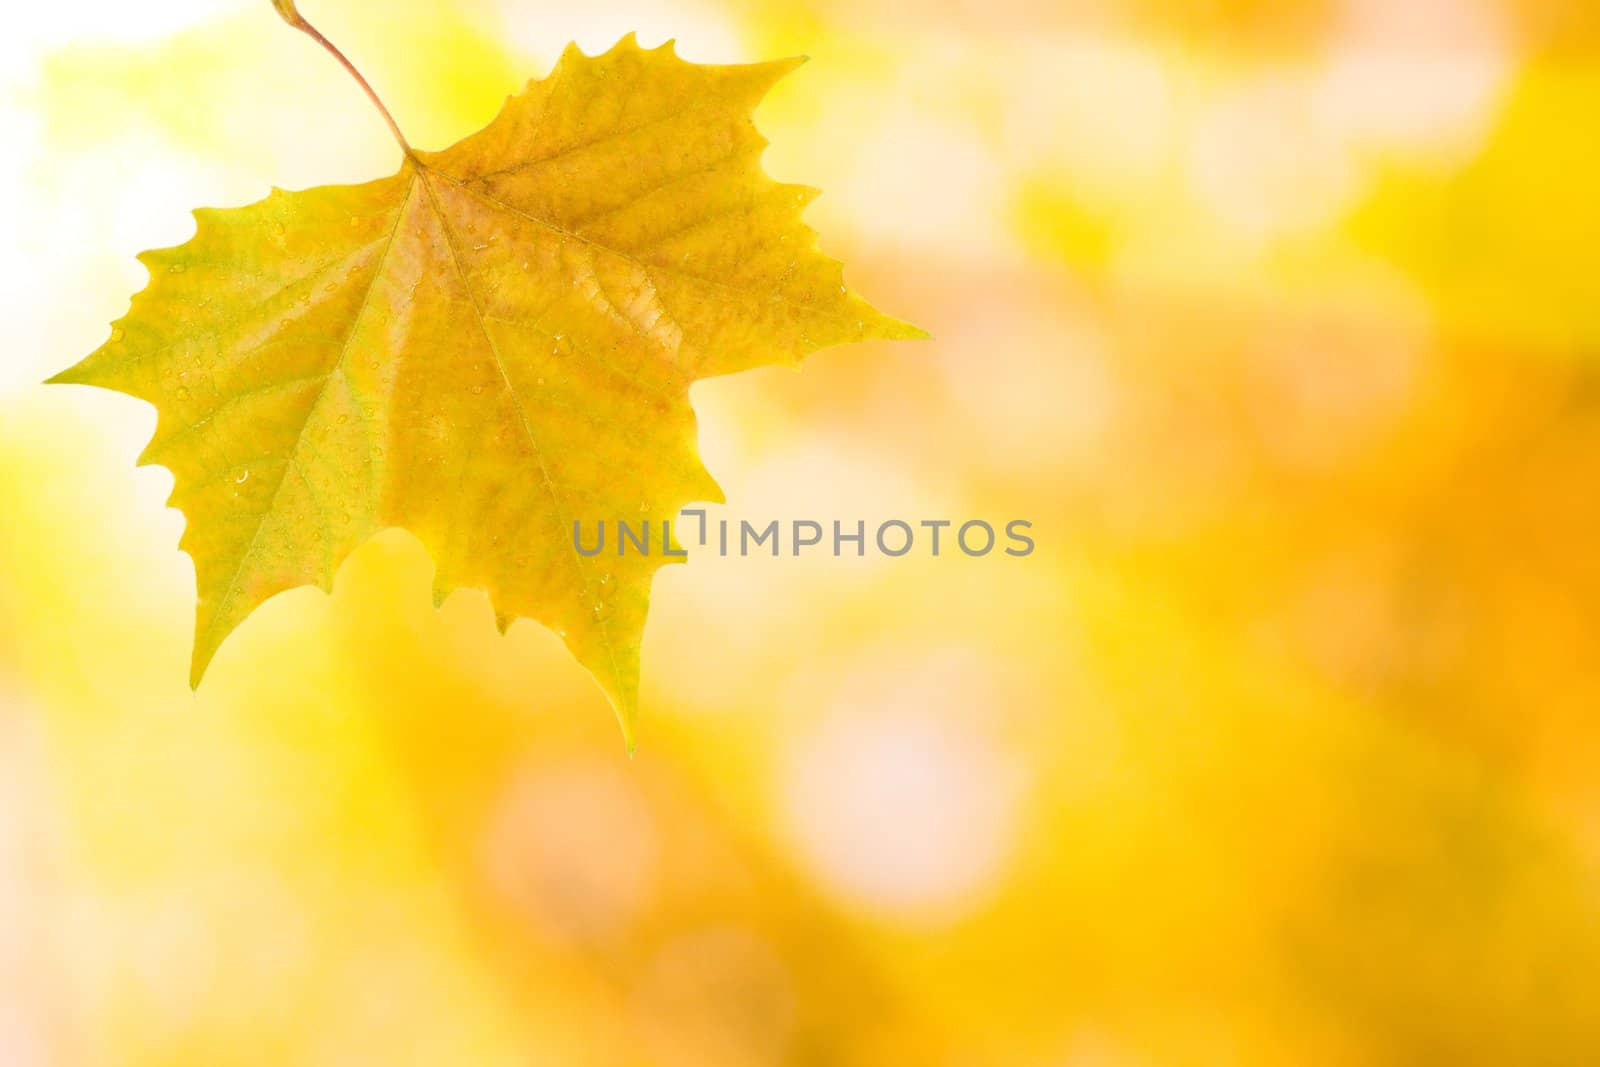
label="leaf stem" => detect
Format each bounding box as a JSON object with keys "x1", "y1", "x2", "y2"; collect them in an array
[{"x1": 272, "y1": 0, "x2": 414, "y2": 157}]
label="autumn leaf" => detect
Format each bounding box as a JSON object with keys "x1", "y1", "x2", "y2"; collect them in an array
[{"x1": 49, "y1": 0, "x2": 923, "y2": 746}]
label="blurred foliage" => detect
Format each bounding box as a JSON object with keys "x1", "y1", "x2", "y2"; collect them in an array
[{"x1": 3, "y1": 0, "x2": 1600, "y2": 1064}]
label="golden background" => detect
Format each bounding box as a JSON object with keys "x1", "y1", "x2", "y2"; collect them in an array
[{"x1": 2, "y1": 0, "x2": 1599, "y2": 1062}]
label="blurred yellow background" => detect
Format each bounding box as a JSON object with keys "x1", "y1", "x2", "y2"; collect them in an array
[{"x1": 4, "y1": 0, "x2": 1600, "y2": 1063}]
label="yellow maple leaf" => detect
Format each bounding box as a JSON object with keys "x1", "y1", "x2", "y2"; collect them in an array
[{"x1": 50, "y1": 0, "x2": 923, "y2": 746}]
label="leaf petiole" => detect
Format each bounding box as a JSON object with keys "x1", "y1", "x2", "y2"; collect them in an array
[{"x1": 271, "y1": 0, "x2": 414, "y2": 158}]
